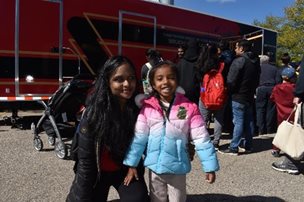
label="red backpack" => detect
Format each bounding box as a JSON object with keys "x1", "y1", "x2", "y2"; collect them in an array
[{"x1": 200, "y1": 62, "x2": 227, "y2": 110}]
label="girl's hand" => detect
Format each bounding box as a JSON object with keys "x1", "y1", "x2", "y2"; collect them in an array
[
  {"x1": 205, "y1": 172, "x2": 216, "y2": 184},
  {"x1": 124, "y1": 167, "x2": 138, "y2": 186}
]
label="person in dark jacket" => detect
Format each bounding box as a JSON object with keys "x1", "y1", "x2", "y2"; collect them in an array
[
  {"x1": 218, "y1": 40, "x2": 235, "y2": 134},
  {"x1": 218, "y1": 40, "x2": 234, "y2": 82},
  {"x1": 66, "y1": 56, "x2": 149, "y2": 202},
  {"x1": 176, "y1": 39, "x2": 200, "y2": 104},
  {"x1": 272, "y1": 55, "x2": 304, "y2": 175},
  {"x1": 255, "y1": 55, "x2": 281, "y2": 135},
  {"x1": 293, "y1": 55, "x2": 304, "y2": 100},
  {"x1": 173, "y1": 44, "x2": 186, "y2": 64},
  {"x1": 219, "y1": 39, "x2": 261, "y2": 155}
]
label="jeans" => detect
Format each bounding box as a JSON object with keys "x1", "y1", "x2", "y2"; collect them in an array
[
  {"x1": 230, "y1": 101, "x2": 255, "y2": 151},
  {"x1": 255, "y1": 86, "x2": 277, "y2": 134},
  {"x1": 199, "y1": 100, "x2": 225, "y2": 143}
]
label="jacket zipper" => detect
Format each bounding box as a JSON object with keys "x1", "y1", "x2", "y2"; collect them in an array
[{"x1": 156, "y1": 111, "x2": 166, "y2": 172}]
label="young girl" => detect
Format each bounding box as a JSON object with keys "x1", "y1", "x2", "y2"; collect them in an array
[
  {"x1": 123, "y1": 60, "x2": 219, "y2": 202},
  {"x1": 66, "y1": 56, "x2": 149, "y2": 202}
]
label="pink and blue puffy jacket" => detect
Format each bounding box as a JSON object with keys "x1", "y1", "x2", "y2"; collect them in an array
[{"x1": 123, "y1": 92, "x2": 219, "y2": 174}]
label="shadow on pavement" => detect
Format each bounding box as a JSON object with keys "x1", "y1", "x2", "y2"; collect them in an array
[
  {"x1": 252, "y1": 137, "x2": 274, "y2": 153},
  {"x1": 187, "y1": 193, "x2": 285, "y2": 202},
  {"x1": 107, "y1": 194, "x2": 285, "y2": 202},
  {"x1": 0, "y1": 129, "x2": 10, "y2": 132},
  {"x1": 0, "y1": 115, "x2": 41, "y2": 130}
]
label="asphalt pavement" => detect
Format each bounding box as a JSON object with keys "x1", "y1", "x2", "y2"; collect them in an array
[{"x1": 0, "y1": 113, "x2": 303, "y2": 202}]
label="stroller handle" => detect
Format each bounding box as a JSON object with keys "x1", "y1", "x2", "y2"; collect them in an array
[{"x1": 37, "y1": 100, "x2": 48, "y2": 110}]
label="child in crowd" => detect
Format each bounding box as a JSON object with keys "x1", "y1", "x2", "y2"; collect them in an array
[
  {"x1": 123, "y1": 60, "x2": 219, "y2": 202},
  {"x1": 270, "y1": 67, "x2": 296, "y2": 157},
  {"x1": 141, "y1": 48, "x2": 162, "y2": 94}
]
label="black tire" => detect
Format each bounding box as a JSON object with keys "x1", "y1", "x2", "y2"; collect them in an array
[
  {"x1": 34, "y1": 138, "x2": 43, "y2": 151},
  {"x1": 54, "y1": 141, "x2": 66, "y2": 159}
]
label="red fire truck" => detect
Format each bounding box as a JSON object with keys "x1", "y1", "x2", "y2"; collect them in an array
[{"x1": 0, "y1": 0, "x2": 277, "y2": 111}]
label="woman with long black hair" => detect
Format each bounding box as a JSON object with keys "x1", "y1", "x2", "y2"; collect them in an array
[{"x1": 66, "y1": 56, "x2": 149, "y2": 202}]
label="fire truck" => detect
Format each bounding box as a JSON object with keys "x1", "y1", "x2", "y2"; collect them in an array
[{"x1": 0, "y1": 0, "x2": 277, "y2": 111}]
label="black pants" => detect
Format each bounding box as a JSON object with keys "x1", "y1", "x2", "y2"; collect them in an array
[
  {"x1": 255, "y1": 86, "x2": 277, "y2": 134},
  {"x1": 93, "y1": 169, "x2": 149, "y2": 202}
]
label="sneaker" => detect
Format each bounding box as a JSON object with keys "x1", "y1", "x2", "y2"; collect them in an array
[
  {"x1": 213, "y1": 141, "x2": 220, "y2": 151},
  {"x1": 218, "y1": 148, "x2": 238, "y2": 156},
  {"x1": 271, "y1": 161, "x2": 300, "y2": 175},
  {"x1": 271, "y1": 150, "x2": 280, "y2": 158},
  {"x1": 238, "y1": 146, "x2": 245, "y2": 153},
  {"x1": 213, "y1": 143, "x2": 219, "y2": 151},
  {"x1": 238, "y1": 146, "x2": 252, "y2": 154}
]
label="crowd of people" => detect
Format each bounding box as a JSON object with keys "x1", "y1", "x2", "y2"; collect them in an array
[{"x1": 65, "y1": 38, "x2": 304, "y2": 201}]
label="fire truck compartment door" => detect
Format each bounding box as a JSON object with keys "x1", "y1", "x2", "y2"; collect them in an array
[{"x1": 17, "y1": 0, "x2": 61, "y2": 96}]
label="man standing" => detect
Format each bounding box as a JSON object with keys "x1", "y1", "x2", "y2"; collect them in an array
[
  {"x1": 255, "y1": 55, "x2": 281, "y2": 135},
  {"x1": 173, "y1": 45, "x2": 186, "y2": 64},
  {"x1": 177, "y1": 45, "x2": 185, "y2": 59},
  {"x1": 219, "y1": 39, "x2": 260, "y2": 155}
]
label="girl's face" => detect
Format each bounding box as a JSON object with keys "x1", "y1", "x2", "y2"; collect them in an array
[
  {"x1": 109, "y1": 63, "x2": 136, "y2": 105},
  {"x1": 152, "y1": 64, "x2": 177, "y2": 103}
]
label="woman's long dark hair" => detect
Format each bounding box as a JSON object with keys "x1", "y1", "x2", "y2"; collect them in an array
[
  {"x1": 196, "y1": 44, "x2": 220, "y2": 77},
  {"x1": 85, "y1": 56, "x2": 138, "y2": 163}
]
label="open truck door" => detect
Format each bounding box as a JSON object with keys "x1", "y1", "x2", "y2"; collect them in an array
[
  {"x1": 244, "y1": 29, "x2": 277, "y2": 62},
  {"x1": 244, "y1": 30, "x2": 264, "y2": 56}
]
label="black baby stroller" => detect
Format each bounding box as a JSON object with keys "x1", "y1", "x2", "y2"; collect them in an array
[{"x1": 33, "y1": 74, "x2": 94, "y2": 159}]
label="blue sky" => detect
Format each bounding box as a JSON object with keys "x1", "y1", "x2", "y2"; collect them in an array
[{"x1": 174, "y1": 0, "x2": 295, "y2": 25}]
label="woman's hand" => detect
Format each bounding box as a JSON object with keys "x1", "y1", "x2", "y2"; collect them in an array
[
  {"x1": 124, "y1": 167, "x2": 138, "y2": 186},
  {"x1": 205, "y1": 172, "x2": 216, "y2": 184}
]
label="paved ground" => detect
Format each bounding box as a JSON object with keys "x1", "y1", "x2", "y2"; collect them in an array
[{"x1": 0, "y1": 113, "x2": 304, "y2": 202}]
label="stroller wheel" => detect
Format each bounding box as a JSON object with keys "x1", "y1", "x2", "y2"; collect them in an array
[
  {"x1": 34, "y1": 138, "x2": 43, "y2": 151},
  {"x1": 48, "y1": 136, "x2": 55, "y2": 146},
  {"x1": 54, "y1": 141, "x2": 67, "y2": 159}
]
